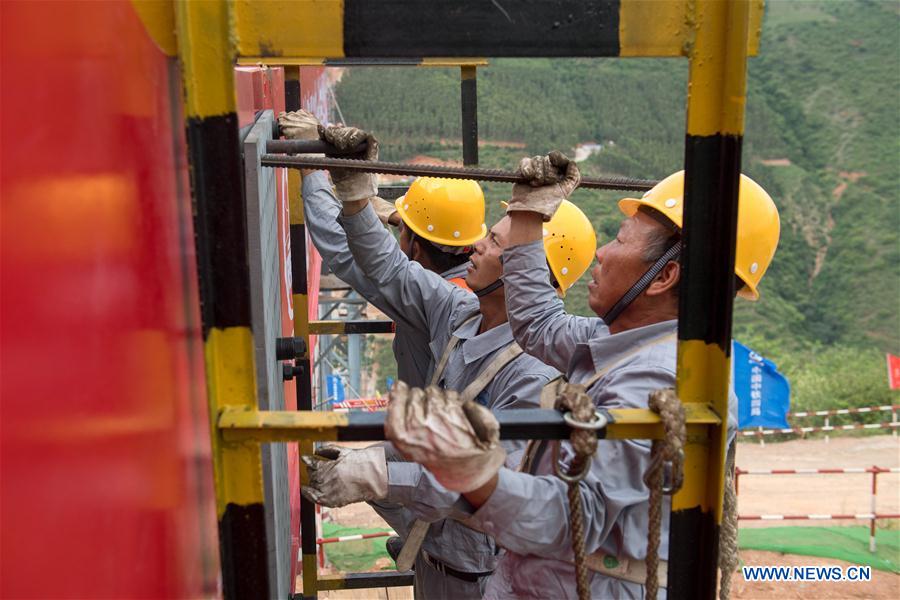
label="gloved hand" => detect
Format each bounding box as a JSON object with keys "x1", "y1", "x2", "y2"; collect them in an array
[
  {"x1": 371, "y1": 196, "x2": 401, "y2": 227},
  {"x1": 385, "y1": 382, "x2": 506, "y2": 493},
  {"x1": 507, "y1": 150, "x2": 581, "y2": 221},
  {"x1": 319, "y1": 125, "x2": 380, "y2": 202},
  {"x1": 277, "y1": 109, "x2": 321, "y2": 141},
  {"x1": 301, "y1": 445, "x2": 388, "y2": 507}
]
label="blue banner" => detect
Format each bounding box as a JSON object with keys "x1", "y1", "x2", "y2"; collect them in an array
[
  {"x1": 733, "y1": 341, "x2": 791, "y2": 429},
  {"x1": 326, "y1": 374, "x2": 345, "y2": 405}
]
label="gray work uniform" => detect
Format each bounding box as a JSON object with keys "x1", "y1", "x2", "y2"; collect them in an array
[
  {"x1": 339, "y1": 205, "x2": 558, "y2": 599},
  {"x1": 302, "y1": 171, "x2": 468, "y2": 387},
  {"x1": 449, "y1": 240, "x2": 738, "y2": 600}
]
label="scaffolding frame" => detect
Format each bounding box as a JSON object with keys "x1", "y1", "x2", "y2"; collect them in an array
[{"x1": 173, "y1": 1, "x2": 764, "y2": 598}]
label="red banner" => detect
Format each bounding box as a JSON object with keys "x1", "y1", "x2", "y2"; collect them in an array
[{"x1": 888, "y1": 354, "x2": 900, "y2": 390}]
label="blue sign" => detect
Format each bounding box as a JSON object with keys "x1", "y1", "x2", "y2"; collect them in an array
[
  {"x1": 386, "y1": 376, "x2": 395, "y2": 391},
  {"x1": 734, "y1": 341, "x2": 791, "y2": 429},
  {"x1": 326, "y1": 374, "x2": 345, "y2": 405}
]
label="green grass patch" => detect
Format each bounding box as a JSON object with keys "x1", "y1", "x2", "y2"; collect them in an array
[
  {"x1": 320, "y1": 522, "x2": 393, "y2": 572},
  {"x1": 739, "y1": 526, "x2": 900, "y2": 573}
]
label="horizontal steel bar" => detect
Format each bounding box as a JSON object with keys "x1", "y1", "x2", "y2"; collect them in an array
[
  {"x1": 266, "y1": 139, "x2": 367, "y2": 155},
  {"x1": 260, "y1": 155, "x2": 658, "y2": 192},
  {"x1": 238, "y1": 57, "x2": 488, "y2": 68},
  {"x1": 309, "y1": 319, "x2": 395, "y2": 334},
  {"x1": 377, "y1": 185, "x2": 409, "y2": 200},
  {"x1": 218, "y1": 405, "x2": 720, "y2": 443},
  {"x1": 314, "y1": 571, "x2": 414, "y2": 591}
]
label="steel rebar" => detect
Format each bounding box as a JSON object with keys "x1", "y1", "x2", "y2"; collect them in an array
[{"x1": 260, "y1": 155, "x2": 658, "y2": 192}]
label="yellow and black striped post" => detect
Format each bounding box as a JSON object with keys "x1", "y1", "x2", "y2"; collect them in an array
[
  {"x1": 669, "y1": 1, "x2": 754, "y2": 597},
  {"x1": 174, "y1": 1, "x2": 269, "y2": 597}
]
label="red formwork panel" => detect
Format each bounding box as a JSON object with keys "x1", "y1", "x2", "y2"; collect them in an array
[{"x1": 1, "y1": 2, "x2": 219, "y2": 598}]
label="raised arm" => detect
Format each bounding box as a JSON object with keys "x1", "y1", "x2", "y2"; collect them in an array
[
  {"x1": 340, "y1": 201, "x2": 469, "y2": 336},
  {"x1": 301, "y1": 171, "x2": 383, "y2": 299},
  {"x1": 503, "y1": 236, "x2": 606, "y2": 372},
  {"x1": 502, "y1": 153, "x2": 607, "y2": 370}
]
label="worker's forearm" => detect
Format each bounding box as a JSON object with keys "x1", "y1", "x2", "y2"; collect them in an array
[
  {"x1": 341, "y1": 198, "x2": 369, "y2": 216},
  {"x1": 507, "y1": 211, "x2": 544, "y2": 246},
  {"x1": 462, "y1": 473, "x2": 498, "y2": 509}
]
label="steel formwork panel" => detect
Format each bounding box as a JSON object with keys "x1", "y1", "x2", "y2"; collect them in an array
[{"x1": 243, "y1": 109, "x2": 294, "y2": 599}]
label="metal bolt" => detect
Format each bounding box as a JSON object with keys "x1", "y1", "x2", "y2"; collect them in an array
[{"x1": 276, "y1": 337, "x2": 307, "y2": 361}]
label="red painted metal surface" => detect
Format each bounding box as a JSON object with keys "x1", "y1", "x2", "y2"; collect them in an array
[{"x1": 1, "y1": 2, "x2": 219, "y2": 597}]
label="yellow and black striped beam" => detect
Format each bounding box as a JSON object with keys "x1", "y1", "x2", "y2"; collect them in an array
[
  {"x1": 174, "y1": 1, "x2": 269, "y2": 598},
  {"x1": 308, "y1": 320, "x2": 395, "y2": 335},
  {"x1": 231, "y1": 0, "x2": 762, "y2": 59},
  {"x1": 237, "y1": 57, "x2": 489, "y2": 67},
  {"x1": 218, "y1": 405, "x2": 721, "y2": 444},
  {"x1": 670, "y1": 1, "x2": 755, "y2": 598}
]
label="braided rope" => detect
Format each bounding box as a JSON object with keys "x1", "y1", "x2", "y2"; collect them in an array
[
  {"x1": 643, "y1": 389, "x2": 687, "y2": 600},
  {"x1": 554, "y1": 385, "x2": 599, "y2": 600},
  {"x1": 719, "y1": 448, "x2": 740, "y2": 599}
]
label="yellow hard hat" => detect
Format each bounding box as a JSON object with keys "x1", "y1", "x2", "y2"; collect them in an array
[
  {"x1": 618, "y1": 170, "x2": 780, "y2": 300},
  {"x1": 395, "y1": 178, "x2": 487, "y2": 247},
  {"x1": 543, "y1": 200, "x2": 597, "y2": 297}
]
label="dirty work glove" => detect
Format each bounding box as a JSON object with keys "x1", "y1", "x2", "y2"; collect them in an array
[
  {"x1": 277, "y1": 109, "x2": 321, "y2": 141},
  {"x1": 319, "y1": 125, "x2": 380, "y2": 202},
  {"x1": 301, "y1": 445, "x2": 388, "y2": 507},
  {"x1": 385, "y1": 382, "x2": 506, "y2": 493},
  {"x1": 507, "y1": 150, "x2": 581, "y2": 221}
]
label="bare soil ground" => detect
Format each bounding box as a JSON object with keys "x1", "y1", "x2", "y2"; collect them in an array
[
  {"x1": 315, "y1": 435, "x2": 900, "y2": 598},
  {"x1": 734, "y1": 551, "x2": 900, "y2": 599},
  {"x1": 736, "y1": 435, "x2": 899, "y2": 527}
]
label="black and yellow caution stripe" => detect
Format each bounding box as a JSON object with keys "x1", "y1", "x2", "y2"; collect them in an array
[
  {"x1": 670, "y1": 1, "x2": 755, "y2": 598},
  {"x1": 217, "y1": 405, "x2": 721, "y2": 444},
  {"x1": 175, "y1": 1, "x2": 269, "y2": 597},
  {"x1": 231, "y1": 0, "x2": 762, "y2": 60}
]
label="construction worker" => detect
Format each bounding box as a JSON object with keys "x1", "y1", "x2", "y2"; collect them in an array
[
  {"x1": 385, "y1": 153, "x2": 781, "y2": 599},
  {"x1": 278, "y1": 110, "x2": 485, "y2": 388},
  {"x1": 298, "y1": 130, "x2": 597, "y2": 598}
]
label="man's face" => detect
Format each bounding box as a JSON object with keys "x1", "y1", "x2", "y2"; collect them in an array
[
  {"x1": 588, "y1": 211, "x2": 668, "y2": 317},
  {"x1": 465, "y1": 216, "x2": 510, "y2": 292}
]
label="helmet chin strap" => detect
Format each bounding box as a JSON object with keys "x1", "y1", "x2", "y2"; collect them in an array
[
  {"x1": 473, "y1": 278, "x2": 504, "y2": 298},
  {"x1": 602, "y1": 242, "x2": 681, "y2": 326}
]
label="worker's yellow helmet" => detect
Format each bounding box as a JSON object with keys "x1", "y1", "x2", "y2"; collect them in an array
[
  {"x1": 395, "y1": 178, "x2": 487, "y2": 247},
  {"x1": 543, "y1": 200, "x2": 597, "y2": 297},
  {"x1": 618, "y1": 171, "x2": 780, "y2": 300}
]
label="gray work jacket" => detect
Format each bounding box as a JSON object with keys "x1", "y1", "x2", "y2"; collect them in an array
[
  {"x1": 453, "y1": 240, "x2": 737, "y2": 599},
  {"x1": 302, "y1": 171, "x2": 468, "y2": 387},
  {"x1": 339, "y1": 205, "x2": 558, "y2": 573}
]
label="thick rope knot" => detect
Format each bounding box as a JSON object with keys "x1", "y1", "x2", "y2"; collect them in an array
[
  {"x1": 643, "y1": 388, "x2": 687, "y2": 600},
  {"x1": 553, "y1": 384, "x2": 600, "y2": 600}
]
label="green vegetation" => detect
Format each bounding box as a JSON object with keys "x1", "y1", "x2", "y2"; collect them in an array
[
  {"x1": 739, "y1": 526, "x2": 900, "y2": 573},
  {"x1": 336, "y1": 1, "x2": 900, "y2": 415}
]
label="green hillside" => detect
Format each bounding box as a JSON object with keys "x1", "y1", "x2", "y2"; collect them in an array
[{"x1": 337, "y1": 1, "x2": 900, "y2": 414}]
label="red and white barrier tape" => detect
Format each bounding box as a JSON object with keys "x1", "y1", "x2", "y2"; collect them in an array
[
  {"x1": 740, "y1": 421, "x2": 899, "y2": 437},
  {"x1": 317, "y1": 530, "x2": 395, "y2": 545},
  {"x1": 788, "y1": 404, "x2": 899, "y2": 418},
  {"x1": 332, "y1": 398, "x2": 388, "y2": 412},
  {"x1": 739, "y1": 513, "x2": 900, "y2": 521},
  {"x1": 736, "y1": 466, "x2": 900, "y2": 475}
]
